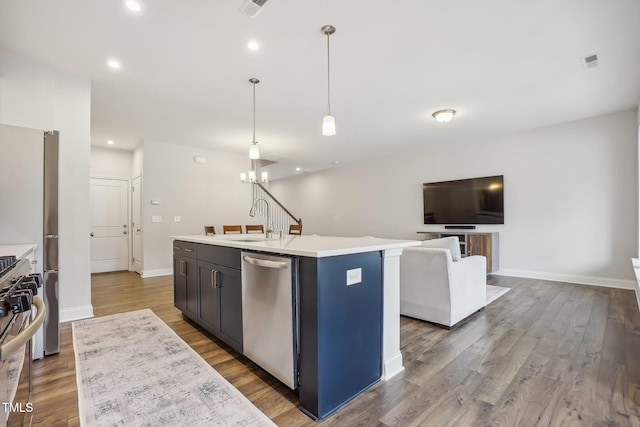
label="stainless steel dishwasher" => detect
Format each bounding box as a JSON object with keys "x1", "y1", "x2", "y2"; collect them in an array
[{"x1": 241, "y1": 251, "x2": 298, "y2": 389}]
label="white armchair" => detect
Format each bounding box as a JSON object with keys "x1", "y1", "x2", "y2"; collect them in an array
[{"x1": 400, "y1": 237, "x2": 486, "y2": 328}]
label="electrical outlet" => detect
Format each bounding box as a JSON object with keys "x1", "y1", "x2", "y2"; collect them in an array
[{"x1": 346, "y1": 268, "x2": 362, "y2": 286}]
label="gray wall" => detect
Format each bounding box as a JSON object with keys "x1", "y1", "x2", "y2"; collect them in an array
[
  {"x1": 271, "y1": 109, "x2": 639, "y2": 288},
  {"x1": 140, "y1": 139, "x2": 257, "y2": 275}
]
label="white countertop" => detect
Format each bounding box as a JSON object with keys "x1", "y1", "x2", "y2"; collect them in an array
[
  {"x1": 172, "y1": 234, "x2": 420, "y2": 258},
  {"x1": 0, "y1": 244, "x2": 37, "y2": 259}
]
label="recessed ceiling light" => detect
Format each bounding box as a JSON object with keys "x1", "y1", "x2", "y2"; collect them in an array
[
  {"x1": 332, "y1": 160, "x2": 341, "y2": 165},
  {"x1": 107, "y1": 140, "x2": 115, "y2": 145},
  {"x1": 107, "y1": 59, "x2": 122, "y2": 70},
  {"x1": 296, "y1": 167, "x2": 301, "y2": 172},
  {"x1": 125, "y1": 1, "x2": 142, "y2": 12},
  {"x1": 247, "y1": 40, "x2": 260, "y2": 51}
]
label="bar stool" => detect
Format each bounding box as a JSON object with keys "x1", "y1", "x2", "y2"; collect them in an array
[
  {"x1": 289, "y1": 224, "x2": 303, "y2": 235},
  {"x1": 245, "y1": 225, "x2": 264, "y2": 234},
  {"x1": 223, "y1": 225, "x2": 243, "y2": 234},
  {"x1": 204, "y1": 226, "x2": 215, "y2": 235}
]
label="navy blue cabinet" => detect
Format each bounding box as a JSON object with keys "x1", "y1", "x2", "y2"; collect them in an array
[
  {"x1": 173, "y1": 241, "x2": 243, "y2": 353},
  {"x1": 173, "y1": 241, "x2": 198, "y2": 321},
  {"x1": 298, "y1": 251, "x2": 383, "y2": 420}
]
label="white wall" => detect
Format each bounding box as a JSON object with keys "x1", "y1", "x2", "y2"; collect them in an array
[
  {"x1": 140, "y1": 139, "x2": 256, "y2": 276},
  {"x1": 271, "y1": 109, "x2": 638, "y2": 289},
  {"x1": 0, "y1": 51, "x2": 93, "y2": 320},
  {"x1": 90, "y1": 146, "x2": 133, "y2": 178}
]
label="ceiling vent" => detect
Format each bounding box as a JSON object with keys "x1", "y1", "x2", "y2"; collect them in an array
[
  {"x1": 580, "y1": 53, "x2": 599, "y2": 69},
  {"x1": 239, "y1": 0, "x2": 268, "y2": 18}
]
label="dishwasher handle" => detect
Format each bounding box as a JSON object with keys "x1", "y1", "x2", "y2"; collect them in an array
[{"x1": 243, "y1": 255, "x2": 289, "y2": 269}]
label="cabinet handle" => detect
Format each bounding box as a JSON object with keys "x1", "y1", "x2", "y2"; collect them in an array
[
  {"x1": 212, "y1": 270, "x2": 220, "y2": 288},
  {"x1": 181, "y1": 260, "x2": 185, "y2": 276},
  {"x1": 184, "y1": 248, "x2": 193, "y2": 253}
]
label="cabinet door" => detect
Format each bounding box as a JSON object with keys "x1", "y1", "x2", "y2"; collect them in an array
[
  {"x1": 197, "y1": 260, "x2": 221, "y2": 335},
  {"x1": 217, "y1": 265, "x2": 243, "y2": 353},
  {"x1": 468, "y1": 234, "x2": 492, "y2": 272},
  {"x1": 174, "y1": 255, "x2": 198, "y2": 319}
]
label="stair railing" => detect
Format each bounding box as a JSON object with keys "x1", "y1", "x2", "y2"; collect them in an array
[{"x1": 251, "y1": 183, "x2": 302, "y2": 235}]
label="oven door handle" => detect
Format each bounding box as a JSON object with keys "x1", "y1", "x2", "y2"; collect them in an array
[{"x1": 0, "y1": 296, "x2": 45, "y2": 362}]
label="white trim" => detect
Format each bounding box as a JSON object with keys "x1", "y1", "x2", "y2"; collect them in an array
[
  {"x1": 492, "y1": 268, "x2": 635, "y2": 290},
  {"x1": 141, "y1": 268, "x2": 173, "y2": 278},
  {"x1": 60, "y1": 305, "x2": 94, "y2": 323},
  {"x1": 382, "y1": 351, "x2": 405, "y2": 381},
  {"x1": 632, "y1": 259, "x2": 640, "y2": 311},
  {"x1": 382, "y1": 248, "x2": 404, "y2": 258}
]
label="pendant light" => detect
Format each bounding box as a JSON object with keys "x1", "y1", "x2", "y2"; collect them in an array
[
  {"x1": 321, "y1": 25, "x2": 336, "y2": 136},
  {"x1": 249, "y1": 78, "x2": 260, "y2": 159},
  {"x1": 240, "y1": 78, "x2": 268, "y2": 183}
]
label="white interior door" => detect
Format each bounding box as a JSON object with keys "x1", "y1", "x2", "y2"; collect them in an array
[
  {"x1": 132, "y1": 175, "x2": 142, "y2": 274},
  {"x1": 90, "y1": 178, "x2": 129, "y2": 273}
]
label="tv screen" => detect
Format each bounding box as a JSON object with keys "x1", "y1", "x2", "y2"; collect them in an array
[{"x1": 423, "y1": 175, "x2": 504, "y2": 224}]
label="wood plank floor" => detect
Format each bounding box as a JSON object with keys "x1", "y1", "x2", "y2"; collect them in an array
[{"x1": 9, "y1": 272, "x2": 640, "y2": 426}]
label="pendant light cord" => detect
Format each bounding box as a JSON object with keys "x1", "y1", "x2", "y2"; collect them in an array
[
  {"x1": 252, "y1": 81, "x2": 256, "y2": 143},
  {"x1": 326, "y1": 33, "x2": 331, "y2": 115}
]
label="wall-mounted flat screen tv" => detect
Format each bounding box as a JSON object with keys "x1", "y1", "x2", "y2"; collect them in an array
[{"x1": 423, "y1": 175, "x2": 504, "y2": 224}]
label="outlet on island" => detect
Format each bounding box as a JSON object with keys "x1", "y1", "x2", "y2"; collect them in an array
[{"x1": 346, "y1": 268, "x2": 362, "y2": 286}]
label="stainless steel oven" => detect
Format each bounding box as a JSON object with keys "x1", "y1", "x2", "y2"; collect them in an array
[{"x1": 0, "y1": 257, "x2": 45, "y2": 427}]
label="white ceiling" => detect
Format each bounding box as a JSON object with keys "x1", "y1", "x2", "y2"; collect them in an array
[{"x1": 1, "y1": 0, "x2": 639, "y2": 179}]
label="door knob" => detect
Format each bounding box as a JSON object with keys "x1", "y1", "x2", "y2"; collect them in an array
[
  {"x1": 90, "y1": 232, "x2": 94, "y2": 237},
  {"x1": 123, "y1": 231, "x2": 128, "y2": 235}
]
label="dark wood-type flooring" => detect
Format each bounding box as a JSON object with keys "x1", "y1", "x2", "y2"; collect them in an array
[{"x1": 9, "y1": 272, "x2": 640, "y2": 426}]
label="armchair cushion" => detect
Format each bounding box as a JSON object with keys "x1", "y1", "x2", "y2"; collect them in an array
[{"x1": 420, "y1": 236, "x2": 462, "y2": 261}]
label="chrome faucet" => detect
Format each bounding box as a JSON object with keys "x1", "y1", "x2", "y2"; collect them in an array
[{"x1": 249, "y1": 197, "x2": 274, "y2": 238}]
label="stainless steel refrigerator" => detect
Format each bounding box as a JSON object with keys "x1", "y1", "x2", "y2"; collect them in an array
[
  {"x1": 43, "y1": 130, "x2": 60, "y2": 355},
  {"x1": 0, "y1": 124, "x2": 59, "y2": 358}
]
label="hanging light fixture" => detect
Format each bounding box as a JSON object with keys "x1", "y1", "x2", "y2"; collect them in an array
[
  {"x1": 321, "y1": 25, "x2": 336, "y2": 136},
  {"x1": 240, "y1": 78, "x2": 268, "y2": 183},
  {"x1": 249, "y1": 78, "x2": 260, "y2": 159}
]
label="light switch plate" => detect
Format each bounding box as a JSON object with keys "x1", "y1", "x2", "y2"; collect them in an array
[
  {"x1": 174, "y1": 216, "x2": 181, "y2": 223},
  {"x1": 346, "y1": 268, "x2": 362, "y2": 286},
  {"x1": 151, "y1": 215, "x2": 162, "y2": 223}
]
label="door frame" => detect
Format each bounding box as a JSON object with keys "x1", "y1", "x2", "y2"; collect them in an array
[{"x1": 90, "y1": 175, "x2": 132, "y2": 272}]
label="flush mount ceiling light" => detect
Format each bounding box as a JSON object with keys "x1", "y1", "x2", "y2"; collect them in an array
[
  {"x1": 321, "y1": 25, "x2": 336, "y2": 136},
  {"x1": 432, "y1": 109, "x2": 456, "y2": 123},
  {"x1": 107, "y1": 139, "x2": 115, "y2": 145}
]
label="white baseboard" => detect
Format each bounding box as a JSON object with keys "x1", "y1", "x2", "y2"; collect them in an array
[
  {"x1": 382, "y1": 351, "x2": 405, "y2": 381},
  {"x1": 141, "y1": 268, "x2": 173, "y2": 278},
  {"x1": 60, "y1": 305, "x2": 94, "y2": 323},
  {"x1": 493, "y1": 269, "x2": 635, "y2": 290},
  {"x1": 632, "y1": 259, "x2": 640, "y2": 311}
]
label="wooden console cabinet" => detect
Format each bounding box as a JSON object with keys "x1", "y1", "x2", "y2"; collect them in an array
[{"x1": 418, "y1": 231, "x2": 499, "y2": 273}]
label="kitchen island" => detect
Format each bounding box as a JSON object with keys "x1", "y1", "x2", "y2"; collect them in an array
[{"x1": 172, "y1": 234, "x2": 419, "y2": 420}]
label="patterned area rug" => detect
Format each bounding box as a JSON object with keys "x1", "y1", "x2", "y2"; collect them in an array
[
  {"x1": 486, "y1": 284, "x2": 510, "y2": 305},
  {"x1": 72, "y1": 309, "x2": 275, "y2": 427}
]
